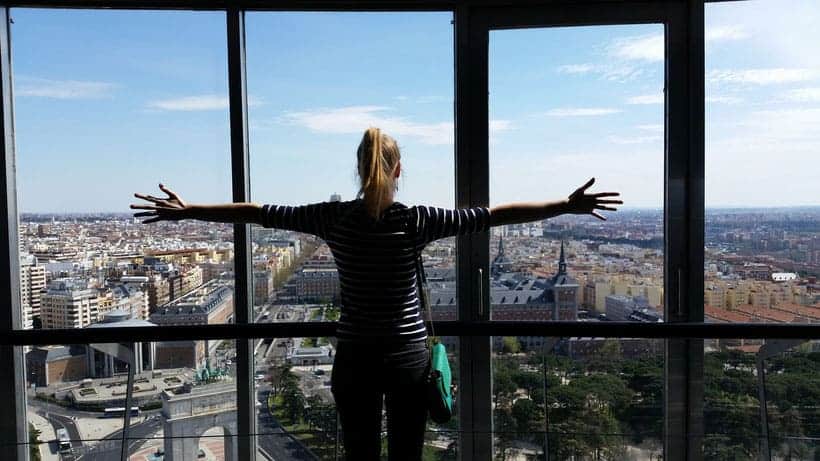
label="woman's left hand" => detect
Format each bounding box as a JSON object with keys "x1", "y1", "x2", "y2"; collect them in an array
[
  {"x1": 565, "y1": 177, "x2": 623, "y2": 221},
  {"x1": 131, "y1": 184, "x2": 191, "y2": 224}
]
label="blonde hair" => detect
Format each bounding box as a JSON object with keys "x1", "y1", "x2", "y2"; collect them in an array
[{"x1": 356, "y1": 127, "x2": 401, "y2": 220}]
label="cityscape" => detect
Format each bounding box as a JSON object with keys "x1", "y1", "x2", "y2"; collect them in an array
[
  {"x1": 15, "y1": 201, "x2": 820, "y2": 460},
  {"x1": 4, "y1": 0, "x2": 819, "y2": 460}
]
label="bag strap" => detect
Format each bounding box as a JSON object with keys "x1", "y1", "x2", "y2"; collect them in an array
[{"x1": 415, "y1": 254, "x2": 436, "y2": 341}]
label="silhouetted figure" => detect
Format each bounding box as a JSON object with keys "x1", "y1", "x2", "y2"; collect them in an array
[{"x1": 132, "y1": 127, "x2": 621, "y2": 460}]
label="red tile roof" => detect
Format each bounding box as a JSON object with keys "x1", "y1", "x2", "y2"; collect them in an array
[
  {"x1": 704, "y1": 305, "x2": 752, "y2": 323},
  {"x1": 734, "y1": 305, "x2": 796, "y2": 323},
  {"x1": 772, "y1": 303, "x2": 820, "y2": 320}
]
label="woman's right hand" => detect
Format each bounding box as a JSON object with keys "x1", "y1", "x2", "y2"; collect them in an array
[
  {"x1": 131, "y1": 184, "x2": 191, "y2": 224},
  {"x1": 565, "y1": 177, "x2": 622, "y2": 221}
]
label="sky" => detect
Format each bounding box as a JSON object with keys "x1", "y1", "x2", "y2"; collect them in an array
[{"x1": 9, "y1": 1, "x2": 820, "y2": 213}]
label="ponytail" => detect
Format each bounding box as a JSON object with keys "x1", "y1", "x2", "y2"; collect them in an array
[{"x1": 357, "y1": 127, "x2": 400, "y2": 220}]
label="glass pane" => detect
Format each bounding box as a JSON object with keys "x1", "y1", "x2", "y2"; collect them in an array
[
  {"x1": 246, "y1": 11, "x2": 455, "y2": 318},
  {"x1": 488, "y1": 25, "x2": 665, "y2": 323},
  {"x1": 703, "y1": 338, "x2": 820, "y2": 460},
  {"x1": 254, "y1": 336, "x2": 459, "y2": 460},
  {"x1": 11, "y1": 8, "x2": 234, "y2": 331},
  {"x1": 705, "y1": 0, "x2": 820, "y2": 325},
  {"x1": 245, "y1": 13, "x2": 456, "y2": 458},
  {"x1": 491, "y1": 336, "x2": 663, "y2": 460},
  {"x1": 23, "y1": 340, "x2": 237, "y2": 460}
]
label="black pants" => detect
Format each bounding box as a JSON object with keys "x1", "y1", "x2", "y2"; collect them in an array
[{"x1": 331, "y1": 340, "x2": 430, "y2": 461}]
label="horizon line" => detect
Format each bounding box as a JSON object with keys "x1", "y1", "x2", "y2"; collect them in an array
[{"x1": 16, "y1": 205, "x2": 820, "y2": 215}]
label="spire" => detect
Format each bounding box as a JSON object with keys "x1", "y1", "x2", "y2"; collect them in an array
[
  {"x1": 558, "y1": 240, "x2": 567, "y2": 275},
  {"x1": 491, "y1": 234, "x2": 508, "y2": 277}
]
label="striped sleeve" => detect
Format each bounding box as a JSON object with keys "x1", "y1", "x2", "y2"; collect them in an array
[
  {"x1": 413, "y1": 205, "x2": 491, "y2": 244},
  {"x1": 258, "y1": 202, "x2": 341, "y2": 238}
]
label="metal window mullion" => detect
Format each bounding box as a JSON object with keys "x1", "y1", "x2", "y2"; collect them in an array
[
  {"x1": 0, "y1": 6, "x2": 28, "y2": 460},
  {"x1": 455, "y1": 5, "x2": 492, "y2": 461},
  {"x1": 226, "y1": 8, "x2": 255, "y2": 461},
  {"x1": 684, "y1": 1, "x2": 705, "y2": 459},
  {"x1": 664, "y1": 1, "x2": 704, "y2": 460}
]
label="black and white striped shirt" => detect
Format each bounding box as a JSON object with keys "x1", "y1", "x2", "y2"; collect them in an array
[{"x1": 259, "y1": 199, "x2": 491, "y2": 343}]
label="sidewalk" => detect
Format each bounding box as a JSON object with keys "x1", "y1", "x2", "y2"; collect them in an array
[
  {"x1": 75, "y1": 414, "x2": 147, "y2": 446},
  {"x1": 27, "y1": 410, "x2": 60, "y2": 461}
]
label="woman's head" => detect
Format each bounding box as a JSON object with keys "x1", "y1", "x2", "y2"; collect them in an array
[{"x1": 356, "y1": 127, "x2": 401, "y2": 219}]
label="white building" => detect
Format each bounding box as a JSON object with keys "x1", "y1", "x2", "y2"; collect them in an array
[
  {"x1": 20, "y1": 254, "x2": 46, "y2": 329},
  {"x1": 41, "y1": 278, "x2": 99, "y2": 329}
]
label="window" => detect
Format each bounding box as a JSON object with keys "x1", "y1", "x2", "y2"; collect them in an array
[
  {"x1": 12, "y1": 9, "x2": 234, "y2": 331},
  {"x1": 487, "y1": 23, "x2": 666, "y2": 459},
  {"x1": 244, "y1": 11, "x2": 458, "y2": 458},
  {"x1": 488, "y1": 25, "x2": 665, "y2": 324},
  {"x1": 2, "y1": 2, "x2": 819, "y2": 461},
  {"x1": 704, "y1": 0, "x2": 820, "y2": 326},
  {"x1": 9, "y1": 8, "x2": 238, "y2": 460},
  {"x1": 704, "y1": 0, "x2": 820, "y2": 458}
]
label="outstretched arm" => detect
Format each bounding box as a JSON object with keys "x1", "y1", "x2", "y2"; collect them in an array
[
  {"x1": 489, "y1": 178, "x2": 622, "y2": 227},
  {"x1": 131, "y1": 184, "x2": 263, "y2": 225}
]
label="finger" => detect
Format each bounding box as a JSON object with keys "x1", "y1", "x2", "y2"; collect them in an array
[
  {"x1": 592, "y1": 192, "x2": 620, "y2": 198},
  {"x1": 579, "y1": 177, "x2": 595, "y2": 192},
  {"x1": 130, "y1": 204, "x2": 161, "y2": 210},
  {"x1": 594, "y1": 205, "x2": 618, "y2": 211},
  {"x1": 591, "y1": 211, "x2": 607, "y2": 221},
  {"x1": 134, "y1": 193, "x2": 165, "y2": 204},
  {"x1": 133, "y1": 211, "x2": 158, "y2": 217},
  {"x1": 595, "y1": 199, "x2": 623, "y2": 204},
  {"x1": 141, "y1": 217, "x2": 163, "y2": 224},
  {"x1": 159, "y1": 183, "x2": 179, "y2": 200}
]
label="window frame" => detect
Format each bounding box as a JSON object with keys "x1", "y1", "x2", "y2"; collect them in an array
[
  {"x1": 0, "y1": 2, "x2": 816, "y2": 461},
  {"x1": 461, "y1": 2, "x2": 700, "y2": 458}
]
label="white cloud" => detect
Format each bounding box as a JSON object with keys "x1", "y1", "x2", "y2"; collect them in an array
[
  {"x1": 785, "y1": 87, "x2": 820, "y2": 103},
  {"x1": 557, "y1": 62, "x2": 645, "y2": 82},
  {"x1": 392, "y1": 94, "x2": 447, "y2": 104},
  {"x1": 626, "y1": 93, "x2": 663, "y2": 105},
  {"x1": 543, "y1": 107, "x2": 621, "y2": 117},
  {"x1": 707, "y1": 68, "x2": 818, "y2": 85},
  {"x1": 608, "y1": 135, "x2": 662, "y2": 145},
  {"x1": 489, "y1": 120, "x2": 513, "y2": 132},
  {"x1": 16, "y1": 77, "x2": 117, "y2": 99},
  {"x1": 705, "y1": 95, "x2": 744, "y2": 104},
  {"x1": 556, "y1": 33, "x2": 664, "y2": 82},
  {"x1": 147, "y1": 94, "x2": 262, "y2": 111},
  {"x1": 278, "y1": 105, "x2": 503, "y2": 146},
  {"x1": 706, "y1": 25, "x2": 749, "y2": 42},
  {"x1": 636, "y1": 124, "x2": 664, "y2": 133},
  {"x1": 416, "y1": 95, "x2": 448, "y2": 104},
  {"x1": 557, "y1": 64, "x2": 596, "y2": 74},
  {"x1": 608, "y1": 34, "x2": 664, "y2": 62}
]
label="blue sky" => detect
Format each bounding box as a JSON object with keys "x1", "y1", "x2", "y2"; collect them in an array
[{"x1": 10, "y1": 1, "x2": 820, "y2": 213}]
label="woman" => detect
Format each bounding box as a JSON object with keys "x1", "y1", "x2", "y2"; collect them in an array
[{"x1": 131, "y1": 127, "x2": 621, "y2": 460}]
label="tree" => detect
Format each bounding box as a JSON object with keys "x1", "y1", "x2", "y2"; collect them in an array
[
  {"x1": 28, "y1": 423, "x2": 41, "y2": 461},
  {"x1": 268, "y1": 363, "x2": 297, "y2": 399},
  {"x1": 282, "y1": 385, "x2": 306, "y2": 424},
  {"x1": 493, "y1": 358, "x2": 518, "y2": 409},
  {"x1": 547, "y1": 374, "x2": 630, "y2": 460},
  {"x1": 502, "y1": 337, "x2": 522, "y2": 354},
  {"x1": 494, "y1": 408, "x2": 517, "y2": 461},
  {"x1": 511, "y1": 398, "x2": 542, "y2": 436},
  {"x1": 622, "y1": 357, "x2": 663, "y2": 444},
  {"x1": 304, "y1": 394, "x2": 323, "y2": 430},
  {"x1": 588, "y1": 338, "x2": 622, "y2": 374},
  {"x1": 511, "y1": 370, "x2": 542, "y2": 399}
]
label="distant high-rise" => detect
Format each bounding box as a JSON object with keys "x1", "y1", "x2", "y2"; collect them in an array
[
  {"x1": 329, "y1": 193, "x2": 342, "y2": 202},
  {"x1": 40, "y1": 279, "x2": 99, "y2": 329},
  {"x1": 20, "y1": 255, "x2": 46, "y2": 329}
]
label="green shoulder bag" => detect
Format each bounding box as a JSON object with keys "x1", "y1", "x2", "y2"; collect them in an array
[{"x1": 416, "y1": 255, "x2": 455, "y2": 424}]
